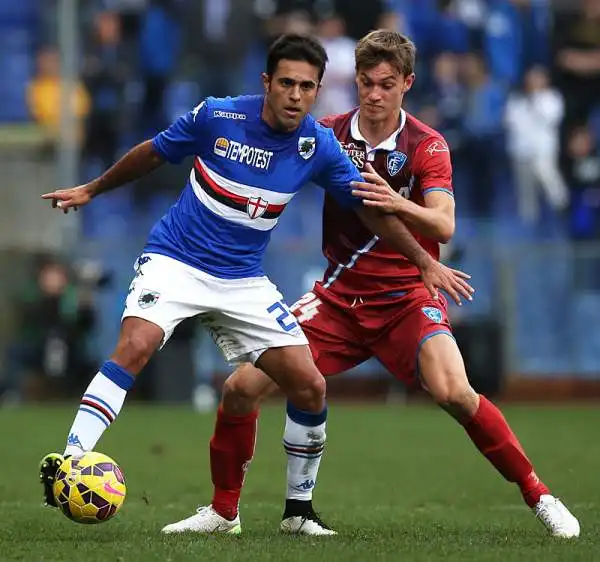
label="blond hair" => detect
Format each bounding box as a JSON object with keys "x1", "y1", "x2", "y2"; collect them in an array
[{"x1": 355, "y1": 30, "x2": 416, "y2": 77}]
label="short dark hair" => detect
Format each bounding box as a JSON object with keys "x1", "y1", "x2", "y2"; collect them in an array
[
  {"x1": 355, "y1": 30, "x2": 416, "y2": 77},
  {"x1": 266, "y1": 33, "x2": 328, "y2": 82}
]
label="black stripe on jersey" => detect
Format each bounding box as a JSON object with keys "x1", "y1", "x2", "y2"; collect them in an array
[{"x1": 194, "y1": 168, "x2": 283, "y2": 219}]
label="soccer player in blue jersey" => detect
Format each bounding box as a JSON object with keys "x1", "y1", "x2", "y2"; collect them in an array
[{"x1": 38, "y1": 34, "x2": 473, "y2": 519}]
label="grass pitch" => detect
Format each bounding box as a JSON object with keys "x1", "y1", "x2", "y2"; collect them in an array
[{"x1": 0, "y1": 402, "x2": 598, "y2": 561}]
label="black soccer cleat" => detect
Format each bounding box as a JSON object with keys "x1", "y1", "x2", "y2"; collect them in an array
[
  {"x1": 39, "y1": 453, "x2": 64, "y2": 507},
  {"x1": 280, "y1": 499, "x2": 337, "y2": 535}
]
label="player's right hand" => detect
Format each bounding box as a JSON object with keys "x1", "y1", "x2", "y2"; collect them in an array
[
  {"x1": 41, "y1": 185, "x2": 93, "y2": 213},
  {"x1": 420, "y1": 260, "x2": 474, "y2": 306}
]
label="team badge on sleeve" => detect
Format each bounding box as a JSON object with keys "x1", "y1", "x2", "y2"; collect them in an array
[
  {"x1": 387, "y1": 151, "x2": 407, "y2": 176},
  {"x1": 298, "y1": 137, "x2": 316, "y2": 160},
  {"x1": 421, "y1": 306, "x2": 443, "y2": 323}
]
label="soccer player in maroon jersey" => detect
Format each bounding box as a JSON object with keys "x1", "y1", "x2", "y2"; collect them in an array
[{"x1": 162, "y1": 31, "x2": 580, "y2": 538}]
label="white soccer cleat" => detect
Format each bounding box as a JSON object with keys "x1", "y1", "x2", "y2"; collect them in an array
[
  {"x1": 534, "y1": 495, "x2": 580, "y2": 538},
  {"x1": 280, "y1": 515, "x2": 337, "y2": 536},
  {"x1": 161, "y1": 505, "x2": 241, "y2": 535}
]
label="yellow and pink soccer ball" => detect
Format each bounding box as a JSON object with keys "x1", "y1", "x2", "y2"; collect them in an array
[{"x1": 53, "y1": 452, "x2": 126, "y2": 524}]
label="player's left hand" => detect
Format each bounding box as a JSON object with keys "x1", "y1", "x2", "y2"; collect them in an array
[
  {"x1": 351, "y1": 163, "x2": 403, "y2": 213},
  {"x1": 420, "y1": 260, "x2": 474, "y2": 306}
]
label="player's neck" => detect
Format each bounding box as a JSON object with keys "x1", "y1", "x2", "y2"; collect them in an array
[{"x1": 357, "y1": 110, "x2": 402, "y2": 147}]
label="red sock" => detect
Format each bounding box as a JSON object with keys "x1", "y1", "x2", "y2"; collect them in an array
[
  {"x1": 210, "y1": 405, "x2": 258, "y2": 520},
  {"x1": 463, "y1": 395, "x2": 549, "y2": 507}
]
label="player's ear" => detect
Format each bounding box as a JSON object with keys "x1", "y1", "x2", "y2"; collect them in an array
[
  {"x1": 403, "y1": 73, "x2": 416, "y2": 93},
  {"x1": 261, "y1": 72, "x2": 271, "y2": 94}
]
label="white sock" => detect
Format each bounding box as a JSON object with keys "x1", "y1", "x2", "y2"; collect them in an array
[
  {"x1": 64, "y1": 361, "x2": 134, "y2": 456},
  {"x1": 283, "y1": 403, "x2": 327, "y2": 501}
]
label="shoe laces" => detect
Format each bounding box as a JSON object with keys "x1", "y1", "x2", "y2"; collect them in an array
[{"x1": 302, "y1": 507, "x2": 332, "y2": 531}]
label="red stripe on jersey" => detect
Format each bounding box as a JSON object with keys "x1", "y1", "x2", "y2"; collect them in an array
[{"x1": 194, "y1": 159, "x2": 286, "y2": 213}]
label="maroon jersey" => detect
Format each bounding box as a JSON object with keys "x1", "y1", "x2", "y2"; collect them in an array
[{"x1": 316, "y1": 108, "x2": 453, "y2": 298}]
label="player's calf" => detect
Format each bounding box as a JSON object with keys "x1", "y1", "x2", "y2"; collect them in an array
[{"x1": 418, "y1": 331, "x2": 580, "y2": 532}]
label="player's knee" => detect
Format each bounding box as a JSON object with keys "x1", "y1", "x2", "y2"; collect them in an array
[
  {"x1": 289, "y1": 373, "x2": 326, "y2": 413},
  {"x1": 221, "y1": 364, "x2": 274, "y2": 415},
  {"x1": 429, "y1": 375, "x2": 478, "y2": 420},
  {"x1": 112, "y1": 332, "x2": 158, "y2": 375}
]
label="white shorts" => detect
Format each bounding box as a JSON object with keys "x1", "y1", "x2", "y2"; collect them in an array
[{"x1": 122, "y1": 253, "x2": 308, "y2": 364}]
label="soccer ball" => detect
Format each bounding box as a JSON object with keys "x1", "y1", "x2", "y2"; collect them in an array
[{"x1": 53, "y1": 451, "x2": 126, "y2": 524}]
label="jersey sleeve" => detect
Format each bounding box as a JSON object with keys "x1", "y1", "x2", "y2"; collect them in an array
[
  {"x1": 312, "y1": 127, "x2": 363, "y2": 209},
  {"x1": 413, "y1": 137, "x2": 454, "y2": 197},
  {"x1": 152, "y1": 100, "x2": 209, "y2": 164}
]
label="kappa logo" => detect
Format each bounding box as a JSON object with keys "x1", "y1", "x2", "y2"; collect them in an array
[
  {"x1": 298, "y1": 136, "x2": 316, "y2": 160},
  {"x1": 67, "y1": 433, "x2": 83, "y2": 448},
  {"x1": 138, "y1": 289, "x2": 160, "y2": 309},
  {"x1": 387, "y1": 151, "x2": 407, "y2": 176},
  {"x1": 295, "y1": 479, "x2": 315, "y2": 491},
  {"x1": 213, "y1": 110, "x2": 247, "y2": 120},
  {"x1": 247, "y1": 196, "x2": 269, "y2": 219},
  {"x1": 422, "y1": 306, "x2": 443, "y2": 323},
  {"x1": 425, "y1": 140, "x2": 449, "y2": 156}
]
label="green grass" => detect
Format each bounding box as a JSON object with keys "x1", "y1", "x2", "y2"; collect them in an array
[{"x1": 0, "y1": 403, "x2": 598, "y2": 561}]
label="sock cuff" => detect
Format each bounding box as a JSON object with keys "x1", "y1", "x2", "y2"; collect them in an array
[
  {"x1": 217, "y1": 404, "x2": 259, "y2": 425},
  {"x1": 101, "y1": 361, "x2": 135, "y2": 391},
  {"x1": 286, "y1": 401, "x2": 327, "y2": 427}
]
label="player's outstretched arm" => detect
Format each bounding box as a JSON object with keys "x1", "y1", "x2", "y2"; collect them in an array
[
  {"x1": 356, "y1": 207, "x2": 473, "y2": 306},
  {"x1": 41, "y1": 140, "x2": 165, "y2": 212},
  {"x1": 352, "y1": 163, "x2": 454, "y2": 243}
]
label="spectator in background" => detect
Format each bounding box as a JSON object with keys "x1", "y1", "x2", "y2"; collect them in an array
[
  {"x1": 83, "y1": 11, "x2": 129, "y2": 168},
  {"x1": 427, "y1": 51, "x2": 467, "y2": 148},
  {"x1": 139, "y1": 0, "x2": 182, "y2": 135},
  {"x1": 565, "y1": 124, "x2": 600, "y2": 240},
  {"x1": 27, "y1": 47, "x2": 90, "y2": 149},
  {"x1": 183, "y1": 0, "x2": 258, "y2": 100},
  {"x1": 485, "y1": 0, "x2": 550, "y2": 88},
  {"x1": 554, "y1": 0, "x2": 600, "y2": 129},
  {"x1": 505, "y1": 66, "x2": 568, "y2": 223},
  {"x1": 333, "y1": 0, "x2": 392, "y2": 40},
  {"x1": 461, "y1": 52, "x2": 506, "y2": 217},
  {"x1": 2, "y1": 256, "x2": 98, "y2": 403},
  {"x1": 312, "y1": 14, "x2": 356, "y2": 119}
]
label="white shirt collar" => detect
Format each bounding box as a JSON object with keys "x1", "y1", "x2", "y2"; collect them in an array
[{"x1": 350, "y1": 108, "x2": 406, "y2": 152}]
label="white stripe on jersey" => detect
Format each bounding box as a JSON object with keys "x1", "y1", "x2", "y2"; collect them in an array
[
  {"x1": 322, "y1": 236, "x2": 380, "y2": 289},
  {"x1": 189, "y1": 170, "x2": 279, "y2": 231},
  {"x1": 197, "y1": 156, "x2": 296, "y2": 205}
]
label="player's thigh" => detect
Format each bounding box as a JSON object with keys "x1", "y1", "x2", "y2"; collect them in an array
[
  {"x1": 291, "y1": 291, "x2": 371, "y2": 376},
  {"x1": 221, "y1": 363, "x2": 279, "y2": 415},
  {"x1": 370, "y1": 290, "x2": 454, "y2": 388},
  {"x1": 122, "y1": 253, "x2": 207, "y2": 347}
]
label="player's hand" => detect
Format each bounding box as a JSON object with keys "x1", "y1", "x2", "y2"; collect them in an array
[
  {"x1": 351, "y1": 163, "x2": 403, "y2": 213},
  {"x1": 41, "y1": 185, "x2": 93, "y2": 213},
  {"x1": 420, "y1": 260, "x2": 474, "y2": 306}
]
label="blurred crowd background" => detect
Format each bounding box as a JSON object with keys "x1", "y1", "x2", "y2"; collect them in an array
[{"x1": 1, "y1": 0, "x2": 599, "y2": 407}]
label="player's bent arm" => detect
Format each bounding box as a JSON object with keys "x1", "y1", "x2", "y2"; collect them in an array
[
  {"x1": 85, "y1": 140, "x2": 165, "y2": 199},
  {"x1": 355, "y1": 207, "x2": 434, "y2": 269},
  {"x1": 394, "y1": 190, "x2": 455, "y2": 244}
]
